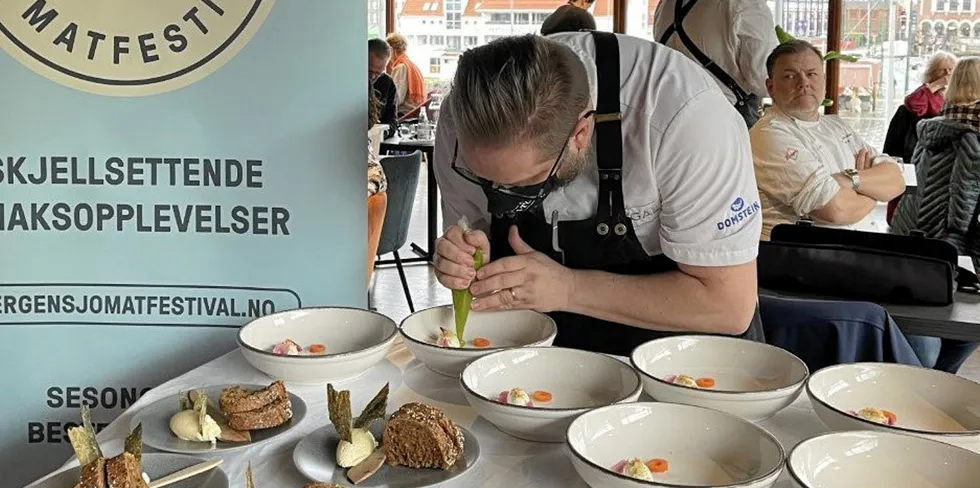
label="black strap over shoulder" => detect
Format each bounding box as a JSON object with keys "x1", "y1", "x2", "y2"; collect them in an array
[
  {"x1": 659, "y1": 0, "x2": 752, "y2": 107},
  {"x1": 589, "y1": 31, "x2": 626, "y2": 220}
]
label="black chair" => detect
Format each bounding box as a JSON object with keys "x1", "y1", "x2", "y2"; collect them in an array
[{"x1": 376, "y1": 150, "x2": 422, "y2": 312}]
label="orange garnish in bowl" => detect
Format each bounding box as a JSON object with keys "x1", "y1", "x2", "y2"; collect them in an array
[
  {"x1": 308, "y1": 344, "x2": 327, "y2": 354},
  {"x1": 695, "y1": 377, "x2": 716, "y2": 388},
  {"x1": 472, "y1": 337, "x2": 491, "y2": 348},
  {"x1": 531, "y1": 390, "x2": 552, "y2": 403},
  {"x1": 646, "y1": 458, "x2": 668, "y2": 473}
]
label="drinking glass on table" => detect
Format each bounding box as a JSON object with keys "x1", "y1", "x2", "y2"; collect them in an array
[{"x1": 398, "y1": 124, "x2": 416, "y2": 139}]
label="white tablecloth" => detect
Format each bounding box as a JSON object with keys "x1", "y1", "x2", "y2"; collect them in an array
[{"x1": 32, "y1": 341, "x2": 831, "y2": 488}]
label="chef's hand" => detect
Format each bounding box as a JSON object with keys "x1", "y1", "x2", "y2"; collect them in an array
[
  {"x1": 469, "y1": 225, "x2": 573, "y2": 313},
  {"x1": 434, "y1": 225, "x2": 490, "y2": 290}
]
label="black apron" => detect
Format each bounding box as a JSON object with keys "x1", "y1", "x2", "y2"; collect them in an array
[
  {"x1": 489, "y1": 31, "x2": 765, "y2": 357},
  {"x1": 659, "y1": 0, "x2": 761, "y2": 128}
]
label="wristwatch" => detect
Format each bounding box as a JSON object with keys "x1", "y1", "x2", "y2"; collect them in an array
[{"x1": 842, "y1": 168, "x2": 860, "y2": 191}]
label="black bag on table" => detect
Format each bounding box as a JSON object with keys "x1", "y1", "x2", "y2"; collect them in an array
[{"x1": 758, "y1": 221, "x2": 978, "y2": 306}]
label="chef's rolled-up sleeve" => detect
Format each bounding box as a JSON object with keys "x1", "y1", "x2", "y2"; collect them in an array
[
  {"x1": 433, "y1": 99, "x2": 491, "y2": 233},
  {"x1": 655, "y1": 90, "x2": 762, "y2": 267}
]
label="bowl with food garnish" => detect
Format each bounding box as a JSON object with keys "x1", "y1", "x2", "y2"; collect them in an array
[
  {"x1": 238, "y1": 307, "x2": 398, "y2": 384},
  {"x1": 398, "y1": 305, "x2": 557, "y2": 377},
  {"x1": 567, "y1": 402, "x2": 784, "y2": 488},
  {"x1": 630, "y1": 335, "x2": 809, "y2": 422},
  {"x1": 460, "y1": 346, "x2": 642, "y2": 443},
  {"x1": 806, "y1": 362, "x2": 980, "y2": 452},
  {"x1": 787, "y1": 430, "x2": 980, "y2": 488}
]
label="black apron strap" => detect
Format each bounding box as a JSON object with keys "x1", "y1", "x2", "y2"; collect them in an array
[
  {"x1": 589, "y1": 31, "x2": 626, "y2": 224},
  {"x1": 657, "y1": 0, "x2": 700, "y2": 44},
  {"x1": 662, "y1": 0, "x2": 753, "y2": 107}
]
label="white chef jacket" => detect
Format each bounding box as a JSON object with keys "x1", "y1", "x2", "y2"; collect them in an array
[
  {"x1": 751, "y1": 106, "x2": 896, "y2": 240},
  {"x1": 433, "y1": 32, "x2": 762, "y2": 268},
  {"x1": 653, "y1": 0, "x2": 778, "y2": 105}
]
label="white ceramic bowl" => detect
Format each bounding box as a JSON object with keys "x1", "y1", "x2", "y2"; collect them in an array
[
  {"x1": 806, "y1": 362, "x2": 980, "y2": 453},
  {"x1": 460, "y1": 347, "x2": 642, "y2": 442},
  {"x1": 788, "y1": 430, "x2": 980, "y2": 488},
  {"x1": 630, "y1": 336, "x2": 809, "y2": 422},
  {"x1": 399, "y1": 305, "x2": 557, "y2": 377},
  {"x1": 566, "y1": 402, "x2": 784, "y2": 488},
  {"x1": 238, "y1": 307, "x2": 398, "y2": 384}
]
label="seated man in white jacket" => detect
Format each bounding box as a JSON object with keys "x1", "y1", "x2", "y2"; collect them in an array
[{"x1": 750, "y1": 40, "x2": 905, "y2": 240}]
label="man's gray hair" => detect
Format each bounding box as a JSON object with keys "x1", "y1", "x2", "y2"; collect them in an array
[
  {"x1": 447, "y1": 35, "x2": 590, "y2": 153},
  {"x1": 368, "y1": 38, "x2": 391, "y2": 58}
]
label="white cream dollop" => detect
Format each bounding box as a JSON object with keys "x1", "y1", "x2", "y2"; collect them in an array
[
  {"x1": 437, "y1": 328, "x2": 461, "y2": 348},
  {"x1": 169, "y1": 409, "x2": 221, "y2": 444},
  {"x1": 623, "y1": 458, "x2": 654, "y2": 481},
  {"x1": 507, "y1": 388, "x2": 532, "y2": 406},
  {"x1": 336, "y1": 428, "x2": 378, "y2": 467},
  {"x1": 672, "y1": 374, "x2": 698, "y2": 388}
]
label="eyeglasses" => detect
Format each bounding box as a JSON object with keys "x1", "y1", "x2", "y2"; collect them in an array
[{"x1": 449, "y1": 111, "x2": 594, "y2": 201}]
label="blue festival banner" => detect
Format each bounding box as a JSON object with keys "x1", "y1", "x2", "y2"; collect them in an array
[{"x1": 0, "y1": 1, "x2": 368, "y2": 484}]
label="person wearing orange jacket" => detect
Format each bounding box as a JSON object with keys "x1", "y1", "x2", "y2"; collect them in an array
[{"x1": 386, "y1": 33, "x2": 426, "y2": 117}]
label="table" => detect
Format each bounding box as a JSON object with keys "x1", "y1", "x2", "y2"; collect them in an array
[
  {"x1": 379, "y1": 137, "x2": 437, "y2": 265},
  {"x1": 30, "y1": 342, "x2": 829, "y2": 488}
]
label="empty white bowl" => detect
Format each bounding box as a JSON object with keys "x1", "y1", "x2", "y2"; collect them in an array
[
  {"x1": 806, "y1": 362, "x2": 980, "y2": 453},
  {"x1": 630, "y1": 336, "x2": 809, "y2": 422},
  {"x1": 566, "y1": 402, "x2": 784, "y2": 488},
  {"x1": 788, "y1": 430, "x2": 980, "y2": 488},
  {"x1": 238, "y1": 307, "x2": 398, "y2": 384},
  {"x1": 460, "y1": 347, "x2": 642, "y2": 442},
  {"x1": 399, "y1": 305, "x2": 557, "y2": 377}
]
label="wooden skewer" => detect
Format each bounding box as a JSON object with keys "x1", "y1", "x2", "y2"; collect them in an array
[{"x1": 147, "y1": 459, "x2": 223, "y2": 488}]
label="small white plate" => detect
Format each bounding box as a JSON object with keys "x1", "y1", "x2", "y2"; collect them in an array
[
  {"x1": 131, "y1": 384, "x2": 307, "y2": 454},
  {"x1": 293, "y1": 422, "x2": 481, "y2": 487},
  {"x1": 25, "y1": 453, "x2": 228, "y2": 488}
]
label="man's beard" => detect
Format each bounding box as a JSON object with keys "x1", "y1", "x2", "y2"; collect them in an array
[{"x1": 553, "y1": 140, "x2": 595, "y2": 188}]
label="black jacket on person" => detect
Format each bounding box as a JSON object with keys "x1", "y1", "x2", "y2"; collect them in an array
[
  {"x1": 540, "y1": 4, "x2": 596, "y2": 35},
  {"x1": 373, "y1": 73, "x2": 398, "y2": 138}
]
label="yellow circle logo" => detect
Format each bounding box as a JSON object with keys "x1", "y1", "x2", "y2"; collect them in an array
[{"x1": 0, "y1": 0, "x2": 275, "y2": 97}]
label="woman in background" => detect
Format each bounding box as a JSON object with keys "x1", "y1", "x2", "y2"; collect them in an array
[
  {"x1": 891, "y1": 57, "x2": 980, "y2": 374},
  {"x1": 905, "y1": 51, "x2": 956, "y2": 118},
  {"x1": 385, "y1": 33, "x2": 426, "y2": 117},
  {"x1": 367, "y1": 82, "x2": 388, "y2": 283}
]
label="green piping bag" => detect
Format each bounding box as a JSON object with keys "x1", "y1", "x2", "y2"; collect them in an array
[{"x1": 453, "y1": 217, "x2": 484, "y2": 343}]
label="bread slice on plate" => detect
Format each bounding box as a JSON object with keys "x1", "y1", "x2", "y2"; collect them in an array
[
  {"x1": 383, "y1": 403, "x2": 465, "y2": 470},
  {"x1": 74, "y1": 458, "x2": 106, "y2": 488},
  {"x1": 225, "y1": 397, "x2": 294, "y2": 431},
  {"x1": 105, "y1": 452, "x2": 148, "y2": 488},
  {"x1": 220, "y1": 381, "x2": 289, "y2": 414}
]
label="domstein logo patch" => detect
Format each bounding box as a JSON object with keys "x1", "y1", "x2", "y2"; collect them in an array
[{"x1": 0, "y1": 0, "x2": 275, "y2": 97}]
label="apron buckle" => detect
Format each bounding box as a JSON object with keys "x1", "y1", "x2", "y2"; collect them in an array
[
  {"x1": 550, "y1": 210, "x2": 566, "y2": 265},
  {"x1": 598, "y1": 169, "x2": 621, "y2": 181}
]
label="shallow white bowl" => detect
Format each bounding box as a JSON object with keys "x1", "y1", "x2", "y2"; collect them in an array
[
  {"x1": 460, "y1": 347, "x2": 642, "y2": 443},
  {"x1": 630, "y1": 336, "x2": 809, "y2": 422},
  {"x1": 238, "y1": 307, "x2": 398, "y2": 384},
  {"x1": 567, "y1": 402, "x2": 784, "y2": 488},
  {"x1": 399, "y1": 305, "x2": 557, "y2": 377},
  {"x1": 788, "y1": 430, "x2": 980, "y2": 488},
  {"x1": 806, "y1": 362, "x2": 980, "y2": 453}
]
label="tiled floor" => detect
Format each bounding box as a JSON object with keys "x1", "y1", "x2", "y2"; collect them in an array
[{"x1": 371, "y1": 162, "x2": 980, "y2": 381}]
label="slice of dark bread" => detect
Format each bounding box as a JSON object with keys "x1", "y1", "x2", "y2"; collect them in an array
[
  {"x1": 382, "y1": 403, "x2": 464, "y2": 470},
  {"x1": 74, "y1": 458, "x2": 106, "y2": 488},
  {"x1": 225, "y1": 397, "x2": 293, "y2": 430},
  {"x1": 219, "y1": 381, "x2": 288, "y2": 414},
  {"x1": 105, "y1": 452, "x2": 148, "y2": 488}
]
